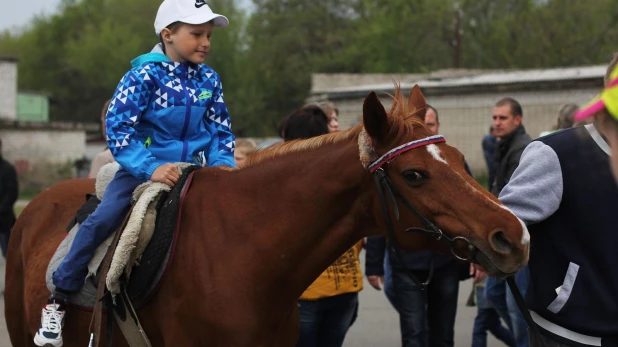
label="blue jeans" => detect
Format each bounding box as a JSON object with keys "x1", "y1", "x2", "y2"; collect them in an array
[
  {"x1": 392, "y1": 263, "x2": 459, "y2": 347},
  {"x1": 53, "y1": 169, "x2": 145, "y2": 292},
  {"x1": 484, "y1": 267, "x2": 530, "y2": 347},
  {"x1": 473, "y1": 286, "x2": 516, "y2": 347},
  {"x1": 296, "y1": 292, "x2": 359, "y2": 347},
  {"x1": 383, "y1": 250, "x2": 398, "y2": 310}
]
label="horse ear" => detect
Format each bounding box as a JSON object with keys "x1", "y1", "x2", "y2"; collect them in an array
[
  {"x1": 363, "y1": 91, "x2": 390, "y2": 142},
  {"x1": 408, "y1": 85, "x2": 427, "y2": 122}
]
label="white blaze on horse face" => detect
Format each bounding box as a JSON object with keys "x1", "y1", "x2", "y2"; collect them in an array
[
  {"x1": 426, "y1": 144, "x2": 448, "y2": 165},
  {"x1": 454, "y1": 171, "x2": 530, "y2": 246},
  {"x1": 500, "y1": 205, "x2": 530, "y2": 245}
]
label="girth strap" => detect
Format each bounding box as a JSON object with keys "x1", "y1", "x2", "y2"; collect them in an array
[{"x1": 89, "y1": 202, "x2": 135, "y2": 347}]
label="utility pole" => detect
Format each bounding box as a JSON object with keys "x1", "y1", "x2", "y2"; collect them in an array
[{"x1": 453, "y1": 7, "x2": 463, "y2": 68}]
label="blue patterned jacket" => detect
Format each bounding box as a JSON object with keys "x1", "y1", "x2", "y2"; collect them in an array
[{"x1": 105, "y1": 45, "x2": 236, "y2": 180}]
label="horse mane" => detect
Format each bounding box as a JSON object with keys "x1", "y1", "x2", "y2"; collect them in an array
[
  {"x1": 244, "y1": 85, "x2": 427, "y2": 167},
  {"x1": 244, "y1": 127, "x2": 360, "y2": 167}
]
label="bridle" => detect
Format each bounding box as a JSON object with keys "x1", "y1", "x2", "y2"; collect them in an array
[
  {"x1": 365, "y1": 132, "x2": 544, "y2": 344},
  {"x1": 366, "y1": 134, "x2": 479, "y2": 288}
]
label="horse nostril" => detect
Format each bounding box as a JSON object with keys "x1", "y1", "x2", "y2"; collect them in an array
[{"x1": 489, "y1": 231, "x2": 513, "y2": 255}]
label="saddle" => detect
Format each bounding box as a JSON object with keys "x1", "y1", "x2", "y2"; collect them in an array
[{"x1": 45, "y1": 162, "x2": 199, "y2": 309}]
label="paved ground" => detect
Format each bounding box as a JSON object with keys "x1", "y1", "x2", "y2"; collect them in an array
[
  {"x1": 0, "y1": 256, "x2": 11, "y2": 347},
  {"x1": 0, "y1": 234, "x2": 506, "y2": 346},
  {"x1": 343, "y1": 252, "x2": 504, "y2": 347}
]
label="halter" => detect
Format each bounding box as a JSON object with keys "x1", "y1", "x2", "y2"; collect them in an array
[{"x1": 366, "y1": 134, "x2": 478, "y2": 288}]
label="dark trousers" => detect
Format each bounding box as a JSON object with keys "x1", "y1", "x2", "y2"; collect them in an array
[
  {"x1": 0, "y1": 227, "x2": 9, "y2": 257},
  {"x1": 485, "y1": 267, "x2": 530, "y2": 347},
  {"x1": 383, "y1": 250, "x2": 398, "y2": 310},
  {"x1": 392, "y1": 263, "x2": 459, "y2": 347},
  {"x1": 296, "y1": 292, "x2": 359, "y2": 347},
  {"x1": 472, "y1": 288, "x2": 516, "y2": 347}
]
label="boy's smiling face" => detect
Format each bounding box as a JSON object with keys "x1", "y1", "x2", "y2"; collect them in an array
[{"x1": 161, "y1": 22, "x2": 214, "y2": 64}]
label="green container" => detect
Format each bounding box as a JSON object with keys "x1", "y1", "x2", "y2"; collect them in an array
[{"x1": 17, "y1": 92, "x2": 49, "y2": 122}]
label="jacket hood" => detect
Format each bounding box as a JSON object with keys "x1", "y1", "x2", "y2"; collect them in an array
[{"x1": 130, "y1": 44, "x2": 170, "y2": 68}]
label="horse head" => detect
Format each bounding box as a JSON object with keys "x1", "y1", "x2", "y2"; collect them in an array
[{"x1": 361, "y1": 85, "x2": 529, "y2": 277}]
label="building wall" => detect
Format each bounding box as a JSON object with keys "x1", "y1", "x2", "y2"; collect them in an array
[
  {"x1": 0, "y1": 60, "x2": 17, "y2": 120},
  {"x1": 0, "y1": 129, "x2": 86, "y2": 166},
  {"x1": 332, "y1": 87, "x2": 599, "y2": 176}
]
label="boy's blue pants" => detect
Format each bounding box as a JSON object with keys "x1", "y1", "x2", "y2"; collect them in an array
[{"x1": 53, "y1": 169, "x2": 145, "y2": 292}]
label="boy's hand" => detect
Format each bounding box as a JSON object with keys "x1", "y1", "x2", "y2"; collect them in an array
[{"x1": 151, "y1": 163, "x2": 180, "y2": 187}]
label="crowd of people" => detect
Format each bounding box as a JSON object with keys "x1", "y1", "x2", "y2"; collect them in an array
[
  {"x1": 1, "y1": 1, "x2": 618, "y2": 346},
  {"x1": 278, "y1": 55, "x2": 618, "y2": 347}
]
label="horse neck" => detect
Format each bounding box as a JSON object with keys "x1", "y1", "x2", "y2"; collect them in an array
[{"x1": 193, "y1": 140, "x2": 379, "y2": 305}]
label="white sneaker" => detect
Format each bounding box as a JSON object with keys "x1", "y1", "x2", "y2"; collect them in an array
[{"x1": 33, "y1": 303, "x2": 65, "y2": 347}]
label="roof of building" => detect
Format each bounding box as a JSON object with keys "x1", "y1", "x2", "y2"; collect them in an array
[
  {"x1": 311, "y1": 65, "x2": 607, "y2": 100},
  {"x1": 0, "y1": 56, "x2": 18, "y2": 63}
]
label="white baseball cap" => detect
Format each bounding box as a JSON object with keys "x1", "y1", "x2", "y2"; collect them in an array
[{"x1": 154, "y1": 0, "x2": 229, "y2": 36}]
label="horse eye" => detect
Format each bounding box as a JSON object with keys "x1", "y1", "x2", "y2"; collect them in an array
[{"x1": 403, "y1": 170, "x2": 426, "y2": 183}]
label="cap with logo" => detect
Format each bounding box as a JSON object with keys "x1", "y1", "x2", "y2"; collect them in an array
[
  {"x1": 154, "y1": 0, "x2": 229, "y2": 36},
  {"x1": 574, "y1": 65, "x2": 618, "y2": 122}
]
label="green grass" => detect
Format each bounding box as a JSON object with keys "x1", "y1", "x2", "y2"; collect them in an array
[
  {"x1": 18, "y1": 189, "x2": 40, "y2": 201},
  {"x1": 474, "y1": 175, "x2": 489, "y2": 189},
  {"x1": 14, "y1": 205, "x2": 25, "y2": 217}
]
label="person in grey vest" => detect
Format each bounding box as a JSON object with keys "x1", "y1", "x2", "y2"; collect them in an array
[
  {"x1": 498, "y1": 122, "x2": 618, "y2": 345},
  {"x1": 497, "y1": 58, "x2": 618, "y2": 345}
]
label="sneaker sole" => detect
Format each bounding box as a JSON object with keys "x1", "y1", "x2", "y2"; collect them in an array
[
  {"x1": 33, "y1": 335, "x2": 63, "y2": 347},
  {"x1": 34, "y1": 342, "x2": 62, "y2": 347}
]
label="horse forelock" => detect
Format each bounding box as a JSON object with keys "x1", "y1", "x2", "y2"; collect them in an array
[
  {"x1": 388, "y1": 85, "x2": 427, "y2": 128},
  {"x1": 358, "y1": 87, "x2": 430, "y2": 167}
]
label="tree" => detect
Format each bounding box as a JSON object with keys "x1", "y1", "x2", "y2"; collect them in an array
[
  {"x1": 244, "y1": 0, "x2": 362, "y2": 135},
  {"x1": 460, "y1": 0, "x2": 618, "y2": 69},
  {"x1": 2, "y1": 0, "x2": 618, "y2": 136}
]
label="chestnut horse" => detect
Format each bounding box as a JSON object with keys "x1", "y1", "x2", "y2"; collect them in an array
[{"x1": 5, "y1": 86, "x2": 529, "y2": 346}]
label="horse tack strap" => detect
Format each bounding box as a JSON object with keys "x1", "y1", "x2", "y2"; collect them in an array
[
  {"x1": 368, "y1": 135, "x2": 445, "y2": 173},
  {"x1": 89, "y1": 202, "x2": 136, "y2": 347},
  {"x1": 113, "y1": 289, "x2": 152, "y2": 347},
  {"x1": 506, "y1": 276, "x2": 547, "y2": 347},
  {"x1": 372, "y1": 170, "x2": 434, "y2": 288}
]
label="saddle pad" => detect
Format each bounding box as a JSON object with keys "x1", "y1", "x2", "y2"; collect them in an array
[
  {"x1": 126, "y1": 164, "x2": 199, "y2": 306},
  {"x1": 45, "y1": 164, "x2": 200, "y2": 309},
  {"x1": 45, "y1": 222, "x2": 112, "y2": 308}
]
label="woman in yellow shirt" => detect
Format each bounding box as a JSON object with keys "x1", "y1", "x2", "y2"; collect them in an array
[{"x1": 297, "y1": 241, "x2": 364, "y2": 347}]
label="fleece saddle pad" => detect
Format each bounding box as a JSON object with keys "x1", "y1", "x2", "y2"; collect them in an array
[{"x1": 45, "y1": 164, "x2": 200, "y2": 309}]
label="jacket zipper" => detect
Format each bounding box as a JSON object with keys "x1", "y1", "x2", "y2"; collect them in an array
[{"x1": 179, "y1": 69, "x2": 191, "y2": 162}]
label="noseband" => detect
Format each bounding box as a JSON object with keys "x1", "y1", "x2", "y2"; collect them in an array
[{"x1": 366, "y1": 134, "x2": 479, "y2": 288}]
